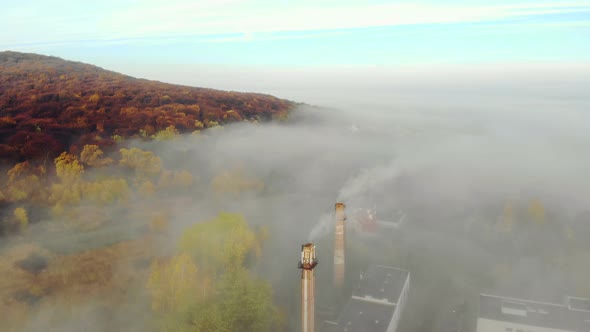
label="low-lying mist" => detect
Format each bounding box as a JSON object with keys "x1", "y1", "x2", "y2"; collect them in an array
[{"x1": 3, "y1": 66, "x2": 590, "y2": 331}]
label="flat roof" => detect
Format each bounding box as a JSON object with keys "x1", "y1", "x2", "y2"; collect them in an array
[
  {"x1": 479, "y1": 294, "x2": 590, "y2": 332},
  {"x1": 332, "y1": 297, "x2": 396, "y2": 332},
  {"x1": 326, "y1": 265, "x2": 410, "y2": 332},
  {"x1": 352, "y1": 265, "x2": 409, "y2": 304},
  {"x1": 569, "y1": 297, "x2": 590, "y2": 312}
]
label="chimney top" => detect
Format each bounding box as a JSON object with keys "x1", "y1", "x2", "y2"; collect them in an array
[{"x1": 299, "y1": 243, "x2": 318, "y2": 270}]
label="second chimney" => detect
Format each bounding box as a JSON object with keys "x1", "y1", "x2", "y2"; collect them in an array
[{"x1": 334, "y1": 202, "x2": 346, "y2": 288}]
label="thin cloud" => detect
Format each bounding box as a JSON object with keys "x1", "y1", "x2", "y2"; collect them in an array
[{"x1": 1, "y1": 1, "x2": 588, "y2": 48}]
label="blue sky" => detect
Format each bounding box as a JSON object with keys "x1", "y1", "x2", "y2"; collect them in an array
[{"x1": 2, "y1": 0, "x2": 589, "y2": 69}]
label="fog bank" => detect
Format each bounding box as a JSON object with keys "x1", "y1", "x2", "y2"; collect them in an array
[{"x1": 5, "y1": 64, "x2": 590, "y2": 331}]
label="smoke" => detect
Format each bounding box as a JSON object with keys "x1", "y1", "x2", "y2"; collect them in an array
[
  {"x1": 2, "y1": 64, "x2": 590, "y2": 331},
  {"x1": 337, "y1": 162, "x2": 400, "y2": 203},
  {"x1": 308, "y1": 213, "x2": 332, "y2": 242},
  {"x1": 307, "y1": 161, "x2": 401, "y2": 241}
]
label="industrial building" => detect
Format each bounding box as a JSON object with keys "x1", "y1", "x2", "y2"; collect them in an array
[
  {"x1": 324, "y1": 265, "x2": 410, "y2": 332},
  {"x1": 477, "y1": 293, "x2": 590, "y2": 332}
]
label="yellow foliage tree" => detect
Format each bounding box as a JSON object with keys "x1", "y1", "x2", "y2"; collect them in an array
[
  {"x1": 51, "y1": 203, "x2": 65, "y2": 217},
  {"x1": 174, "y1": 170, "x2": 194, "y2": 187},
  {"x1": 147, "y1": 253, "x2": 212, "y2": 314},
  {"x1": 6, "y1": 174, "x2": 41, "y2": 202},
  {"x1": 88, "y1": 93, "x2": 100, "y2": 103},
  {"x1": 119, "y1": 148, "x2": 162, "y2": 180},
  {"x1": 83, "y1": 179, "x2": 130, "y2": 204},
  {"x1": 49, "y1": 182, "x2": 84, "y2": 207},
  {"x1": 206, "y1": 120, "x2": 220, "y2": 128},
  {"x1": 191, "y1": 267, "x2": 279, "y2": 332},
  {"x1": 179, "y1": 213, "x2": 262, "y2": 273},
  {"x1": 528, "y1": 199, "x2": 545, "y2": 225},
  {"x1": 272, "y1": 110, "x2": 289, "y2": 121},
  {"x1": 80, "y1": 144, "x2": 113, "y2": 167},
  {"x1": 152, "y1": 125, "x2": 179, "y2": 141},
  {"x1": 139, "y1": 180, "x2": 157, "y2": 198},
  {"x1": 158, "y1": 170, "x2": 194, "y2": 190},
  {"x1": 7, "y1": 161, "x2": 29, "y2": 183},
  {"x1": 158, "y1": 170, "x2": 174, "y2": 189},
  {"x1": 48, "y1": 153, "x2": 85, "y2": 208},
  {"x1": 5, "y1": 162, "x2": 43, "y2": 202},
  {"x1": 211, "y1": 166, "x2": 264, "y2": 197},
  {"x1": 150, "y1": 213, "x2": 169, "y2": 233},
  {"x1": 143, "y1": 211, "x2": 279, "y2": 331},
  {"x1": 14, "y1": 207, "x2": 28, "y2": 230},
  {"x1": 54, "y1": 152, "x2": 84, "y2": 183}
]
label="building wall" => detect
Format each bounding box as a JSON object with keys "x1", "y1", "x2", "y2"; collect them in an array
[
  {"x1": 388, "y1": 274, "x2": 410, "y2": 332},
  {"x1": 476, "y1": 318, "x2": 573, "y2": 332}
]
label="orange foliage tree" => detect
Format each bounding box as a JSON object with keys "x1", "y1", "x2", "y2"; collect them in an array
[{"x1": 80, "y1": 144, "x2": 113, "y2": 168}]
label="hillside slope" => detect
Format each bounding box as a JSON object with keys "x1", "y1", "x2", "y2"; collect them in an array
[{"x1": 0, "y1": 51, "x2": 295, "y2": 163}]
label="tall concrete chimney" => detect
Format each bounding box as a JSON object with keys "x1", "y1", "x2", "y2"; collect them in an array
[
  {"x1": 299, "y1": 243, "x2": 318, "y2": 332},
  {"x1": 334, "y1": 202, "x2": 346, "y2": 288}
]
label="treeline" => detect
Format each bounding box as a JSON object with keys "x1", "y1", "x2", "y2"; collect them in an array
[
  {"x1": 0, "y1": 144, "x2": 192, "y2": 235},
  {"x1": 0, "y1": 142, "x2": 265, "y2": 236},
  {"x1": 0, "y1": 51, "x2": 294, "y2": 164}
]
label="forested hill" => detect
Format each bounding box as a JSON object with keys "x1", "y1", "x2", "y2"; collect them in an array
[{"x1": 0, "y1": 51, "x2": 295, "y2": 163}]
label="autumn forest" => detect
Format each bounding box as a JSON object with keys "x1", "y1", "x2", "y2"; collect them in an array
[
  {"x1": 0, "y1": 51, "x2": 295, "y2": 331},
  {"x1": 0, "y1": 51, "x2": 293, "y2": 163}
]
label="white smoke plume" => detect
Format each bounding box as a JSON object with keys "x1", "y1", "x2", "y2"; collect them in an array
[
  {"x1": 308, "y1": 213, "x2": 333, "y2": 242},
  {"x1": 337, "y1": 162, "x2": 400, "y2": 202}
]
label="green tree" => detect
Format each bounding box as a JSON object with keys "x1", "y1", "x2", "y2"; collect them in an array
[
  {"x1": 179, "y1": 213, "x2": 261, "y2": 273},
  {"x1": 148, "y1": 213, "x2": 279, "y2": 332},
  {"x1": 192, "y1": 268, "x2": 278, "y2": 332},
  {"x1": 147, "y1": 253, "x2": 211, "y2": 314}
]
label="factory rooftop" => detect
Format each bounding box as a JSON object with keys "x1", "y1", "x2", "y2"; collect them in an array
[
  {"x1": 328, "y1": 298, "x2": 395, "y2": 332},
  {"x1": 479, "y1": 293, "x2": 590, "y2": 332},
  {"x1": 325, "y1": 265, "x2": 410, "y2": 332},
  {"x1": 352, "y1": 265, "x2": 409, "y2": 305}
]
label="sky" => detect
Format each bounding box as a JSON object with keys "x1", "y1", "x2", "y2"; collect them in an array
[{"x1": 2, "y1": 0, "x2": 590, "y2": 71}]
